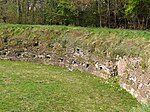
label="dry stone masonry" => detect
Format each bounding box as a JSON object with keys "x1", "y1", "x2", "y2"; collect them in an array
[
  {"x1": 0, "y1": 32, "x2": 150, "y2": 104},
  {"x1": 0, "y1": 44, "x2": 116, "y2": 79},
  {"x1": 117, "y1": 57, "x2": 150, "y2": 104}
]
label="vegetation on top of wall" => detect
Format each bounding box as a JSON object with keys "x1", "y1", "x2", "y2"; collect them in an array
[{"x1": 0, "y1": 24, "x2": 150, "y2": 61}]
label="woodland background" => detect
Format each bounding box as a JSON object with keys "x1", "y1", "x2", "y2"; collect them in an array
[{"x1": 0, "y1": 0, "x2": 149, "y2": 30}]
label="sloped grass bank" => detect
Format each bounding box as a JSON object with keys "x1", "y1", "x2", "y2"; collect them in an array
[
  {"x1": 0, "y1": 24, "x2": 150, "y2": 60},
  {"x1": 0, "y1": 60, "x2": 139, "y2": 112}
]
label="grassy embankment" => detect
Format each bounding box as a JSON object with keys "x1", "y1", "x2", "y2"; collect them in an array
[
  {"x1": 1, "y1": 24, "x2": 150, "y2": 111},
  {"x1": 0, "y1": 24, "x2": 150, "y2": 60}
]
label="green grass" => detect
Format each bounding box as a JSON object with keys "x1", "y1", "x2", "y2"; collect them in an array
[
  {"x1": 1, "y1": 24, "x2": 150, "y2": 61},
  {"x1": 130, "y1": 104, "x2": 150, "y2": 112},
  {"x1": 1, "y1": 24, "x2": 150, "y2": 40},
  {"x1": 0, "y1": 59, "x2": 139, "y2": 112}
]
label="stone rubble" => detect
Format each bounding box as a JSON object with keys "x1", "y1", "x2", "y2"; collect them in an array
[{"x1": 0, "y1": 39, "x2": 150, "y2": 104}]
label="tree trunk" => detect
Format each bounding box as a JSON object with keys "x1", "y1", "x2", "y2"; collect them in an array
[
  {"x1": 146, "y1": 17, "x2": 149, "y2": 29},
  {"x1": 107, "y1": 0, "x2": 111, "y2": 28},
  {"x1": 114, "y1": 0, "x2": 117, "y2": 27},
  {"x1": 17, "y1": 0, "x2": 22, "y2": 24},
  {"x1": 97, "y1": 0, "x2": 102, "y2": 27}
]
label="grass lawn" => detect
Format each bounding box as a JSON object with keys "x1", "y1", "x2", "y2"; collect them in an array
[{"x1": 0, "y1": 59, "x2": 139, "y2": 112}]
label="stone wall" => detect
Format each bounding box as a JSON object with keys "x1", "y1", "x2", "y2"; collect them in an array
[
  {"x1": 0, "y1": 32, "x2": 150, "y2": 104},
  {"x1": 117, "y1": 57, "x2": 150, "y2": 104},
  {"x1": 0, "y1": 39, "x2": 117, "y2": 79}
]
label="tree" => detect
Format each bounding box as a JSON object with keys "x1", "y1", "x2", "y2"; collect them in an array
[{"x1": 125, "y1": 0, "x2": 150, "y2": 29}]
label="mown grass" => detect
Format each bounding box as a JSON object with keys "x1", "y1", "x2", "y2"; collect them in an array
[
  {"x1": 0, "y1": 59, "x2": 139, "y2": 112},
  {"x1": 130, "y1": 103, "x2": 150, "y2": 112}
]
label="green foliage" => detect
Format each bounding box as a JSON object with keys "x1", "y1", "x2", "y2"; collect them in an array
[
  {"x1": 56, "y1": 0, "x2": 74, "y2": 25},
  {"x1": 125, "y1": 0, "x2": 141, "y2": 16},
  {"x1": 1, "y1": 0, "x2": 150, "y2": 29}
]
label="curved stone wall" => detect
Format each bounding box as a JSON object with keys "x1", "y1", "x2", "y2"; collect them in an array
[
  {"x1": 117, "y1": 57, "x2": 150, "y2": 104},
  {"x1": 0, "y1": 39, "x2": 150, "y2": 104},
  {"x1": 0, "y1": 41, "x2": 117, "y2": 79},
  {"x1": 0, "y1": 26, "x2": 150, "y2": 104}
]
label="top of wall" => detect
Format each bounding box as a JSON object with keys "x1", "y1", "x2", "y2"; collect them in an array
[{"x1": 0, "y1": 24, "x2": 150, "y2": 60}]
